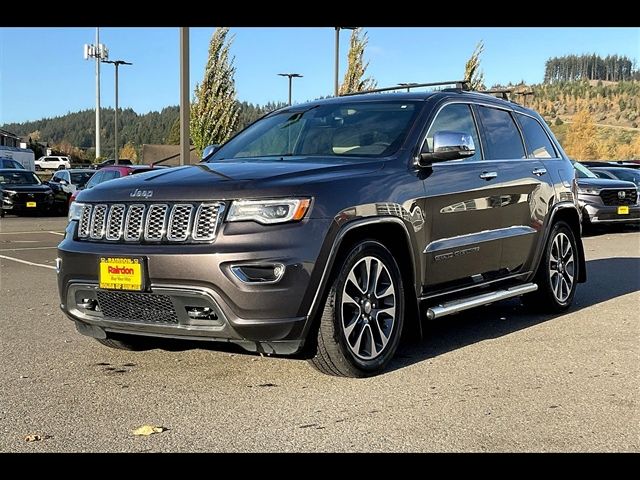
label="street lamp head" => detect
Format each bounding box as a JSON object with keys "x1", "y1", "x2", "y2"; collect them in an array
[
  {"x1": 102, "y1": 59, "x2": 133, "y2": 66},
  {"x1": 278, "y1": 73, "x2": 303, "y2": 78}
]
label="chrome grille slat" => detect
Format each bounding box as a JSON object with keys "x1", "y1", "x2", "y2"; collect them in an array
[
  {"x1": 193, "y1": 203, "x2": 224, "y2": 241},
  {"x1": 167, "y1": 204, "x2": 194, "y2": 241},
  {"x1": 144, "y1": 204, "x2": 169, "y2": 241},
  {"x1": 89, "y1": 204, "x2": 108, "y2": 239},
  {"x1": 77, "y1": 202, "x2": 223, "y2": 243},
  {"x1": 124, "y1": 204, "x2": 146, "y2": 241},
  {"x1": 105, "y1": 204, "x2": 126, "y2": 241},
  {"x1": 78, "y1": 204, "x2": 93, "y2": 238}
]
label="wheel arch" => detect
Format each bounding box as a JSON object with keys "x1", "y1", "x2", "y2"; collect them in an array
[
  {"x1": 304, "y1": 217, "x2": 422, "y2": 341},
  {"x1": 534, "y1": 203, "x2": 587, "y2": 283}
]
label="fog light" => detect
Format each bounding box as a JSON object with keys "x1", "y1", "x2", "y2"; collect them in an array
[
  {"x1": 230, "y1": 263, "x2": 286, "y2": 284},
  {"x1": 186, "y1": 306, "x2": 218, "y2": 321},
  {"x1": 78, "y1": 298, "x2": 98, "y2": 311}
]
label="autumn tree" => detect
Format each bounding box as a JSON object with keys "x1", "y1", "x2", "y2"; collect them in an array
[
  {"x1": 464, "y1": 41, "x2": 486, "y2": 91},
  {"x1": 190, "y1": 27, "x2": 239, "y2": 155},
  {"x1": 563, "y1": 109, "x2": 599, "y2": 160},
  {"x1": 339, "y1": 28, "x2": 377, "y2": 95},
  {"x1": 119, "y1": 142, "x2": 138, "y2": 162}
]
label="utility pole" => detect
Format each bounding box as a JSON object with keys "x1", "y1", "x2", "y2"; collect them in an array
[
  {"x1": 278, "y1": 73, "x2": 303, "y2": 106},
  {"x1": 102, "y1": 60, "x2": 132, "y2": 164},
  {"x1": 84, "y1": 28, "x2": 108, "y2": 159},
  {"x1": 180, "y1": 28, "x2": 190, "y2": 167}
]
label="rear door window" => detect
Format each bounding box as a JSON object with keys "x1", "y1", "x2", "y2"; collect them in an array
[{"x1": 476, "y1": 106, "x2": 526, "y2": 160}]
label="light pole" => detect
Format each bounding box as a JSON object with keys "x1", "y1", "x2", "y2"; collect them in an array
[
  {"x1": 102, "y1": 60, "x2": 132, "y2": 164},
  {"x1": 83, "y1": 27, "x2": 109, "y2": 158},
  {"x1": 278, "y1": 73, "x2": 303, "y2": 106},
  {"x1": 334, "y1": 27, "x2": 356, "y2": 96}
]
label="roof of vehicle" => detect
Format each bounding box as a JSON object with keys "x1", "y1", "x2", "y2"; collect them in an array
[
  {"x1": 590, "y1": 166, "x2": 639, "y2": 173},
  {"x1": 100, "y1": 165, "x2": 159, "y2": 172},
  {"x1": 276, "y1": 89, "x2": 540, "y2": 118},
  {"x1": 0, "y1": 168, "x2": 33, "y2": 173},
  {"x1": 64, "y1": 168, "x2": 95, "y2": 173}
]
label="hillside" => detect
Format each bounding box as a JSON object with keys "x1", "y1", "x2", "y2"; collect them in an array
[{"x1": 1, "y1": 101, "x2": 285, "y2": 161}]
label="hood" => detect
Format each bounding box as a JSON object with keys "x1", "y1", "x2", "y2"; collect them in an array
[
  {"x1": 577, "y1": 177, "x2": 637, "y2": 190},
  {"x1": 1, "y1": 184, "x2": 52, "y2": 193},
  {"x1": 77, "y1": 157, "x2": 384, "y2": 202}
]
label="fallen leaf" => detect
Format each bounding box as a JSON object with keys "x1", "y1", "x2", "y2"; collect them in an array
[
  {"x1": 25, "y1": 434, "x2": 42, "y2": 442},
  {"x1": 132, "y1": 425, "x2": 167, "y2": 436}
]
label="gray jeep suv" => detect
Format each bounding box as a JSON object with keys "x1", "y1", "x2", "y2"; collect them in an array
[{"x1": 58, "y1": 83, "x2": 586, "y2": 377}]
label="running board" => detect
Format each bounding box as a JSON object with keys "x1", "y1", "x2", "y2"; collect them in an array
[{"x1": 426, "y1": 283, "x2": 538, "y2": 320}]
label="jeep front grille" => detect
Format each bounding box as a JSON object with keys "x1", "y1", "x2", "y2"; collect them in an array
[{"x1": 77, "y1": 202, "x2": 225, "y2": 243}]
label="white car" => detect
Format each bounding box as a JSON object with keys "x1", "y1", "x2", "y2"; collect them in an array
[{"x1": 35, "y1": 156, "x2": 71, "y2": 171}]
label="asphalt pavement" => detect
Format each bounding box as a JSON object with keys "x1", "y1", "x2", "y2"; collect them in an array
[{"x1": 0, "y1": 216, "x2": 638, "y2": 452}]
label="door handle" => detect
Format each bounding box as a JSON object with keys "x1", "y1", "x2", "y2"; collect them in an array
[
  {"x1": 479, "y1": 171, "x2": 497, "y2": 180},
  {"x1": 532, "y1": 167, "x2": 547, "y2": 176}
]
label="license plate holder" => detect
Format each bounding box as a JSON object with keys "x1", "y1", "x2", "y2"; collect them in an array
[
  {"x1": 99, "y1": 257, "x2": 145, "y2": 291},
  {"x1": 618, "y1": 206, "x2": 629, "y2": 215},
  {"x1": 26, "y1": 202, "x2": 36, "y2": 208}
]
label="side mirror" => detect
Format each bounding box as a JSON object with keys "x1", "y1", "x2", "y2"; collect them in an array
[
  {"x1": 418, "y1": 131, "x2": 476, "y2": 166},
  {"x1": 202, "y1": 144, "x2": 220, "y2": 160}
]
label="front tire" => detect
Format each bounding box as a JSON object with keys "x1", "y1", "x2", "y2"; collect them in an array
[
  {"x1": 524, "y1": 221, "x2": 578, "y2": 312},
  {"x1": 309, "y1": 240, "x2": 404, "y2": 377}
]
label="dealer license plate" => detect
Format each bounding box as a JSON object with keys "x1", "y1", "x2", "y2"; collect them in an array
[
  {"x1": 618, "y1": 206, "x2": 629, "y2": 215},
  {"x1": 99, "y1": 257, "x2": 144, "y2": 291}
]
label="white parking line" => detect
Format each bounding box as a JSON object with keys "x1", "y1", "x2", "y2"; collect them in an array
[
  {"x1": 0, "y1": 246, "x2": 58, "y2": 252},
  {"x1": 0, "y1": 254, "x2": 56, "y2": 270},
  {"x1": 48, "y1": 231, "x2": 65, "y2": 236}
]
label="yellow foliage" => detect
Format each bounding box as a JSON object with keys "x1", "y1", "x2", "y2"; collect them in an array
[
  {"x1": 119, "y1": 142, "x2": 138, "y2": 162},
  {"x1": 563, "y1": 109, "x2": 600, "y2": 160}
]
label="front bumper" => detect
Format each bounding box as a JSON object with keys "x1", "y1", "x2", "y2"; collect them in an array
[
  {"x1": 581, "y1": 202, "x2": 640, "y2": 224},
  {"x1": 57, "y1": 218, "x2": 333, "y2": 355}
]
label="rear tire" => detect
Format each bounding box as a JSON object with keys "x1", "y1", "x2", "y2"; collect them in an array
[
  {"x1": 524, "y1": 221, "x2": 578, "y2": 312},
  {"x1": 95, "y1": 335, "x2": 153, "y2": 351},
  {"x1": 309, "y1": 240, "x2": 404, "y2": 377}
]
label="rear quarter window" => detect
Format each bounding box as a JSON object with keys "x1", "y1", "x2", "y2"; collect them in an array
[{"x1": 516, "y1": 113, "x2": 557, "y2": 159}]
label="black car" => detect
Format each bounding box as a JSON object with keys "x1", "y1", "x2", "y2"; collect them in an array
[
  {"x1": 589, "y1": 166, "x2": 640, "y2": 188},
  {"x1": 573, "y1": 162, "x2": 639, "y2": 226},
  {"x1": 47, "y1": 168, "x2": 95, "y2": 213},
  {"x1": 91, "y1": 159, "x2": 133, "y2": 170},
  {"x1": 60, "y1": 83, "x2": 588, "y2": 377},
  {"x1": 0, "y1": 169, "x2": 55, "y2": 217}
]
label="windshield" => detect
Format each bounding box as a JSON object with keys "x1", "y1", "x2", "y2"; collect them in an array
[
  {"x1": 610, "y1": 168, "x2": 640, "y2": 186},
  {"x1": 0, "y1": 171, "x2": 42, "y2": 185},
  {"x1": 209, "y1": 101, "x2": 420, "y2": 161},
  {"x1": 71, "y1": 172, "x2": 94, "y2": 187},
  {"x1": 573, "y1": 162, "x2": 597, "y2": 178}
]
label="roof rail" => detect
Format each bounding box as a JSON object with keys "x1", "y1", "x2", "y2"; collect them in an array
[
  {"x1": 477, "y1": 89, "x2": 513, "y2": 100},
  {"x1": 339, "y1": 80, "x2": 470, "y2": 97}
]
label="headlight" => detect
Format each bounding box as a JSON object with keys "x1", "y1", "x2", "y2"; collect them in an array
[
  {"x1": 227, "y1": 198, "x2": 311, "y2": 224},
  {"x1": 68, "y1": 202, "x2": 86, "y2": 222},
  {"x1": 577, "y1": 186, "x2": 601, "y2": 195}
]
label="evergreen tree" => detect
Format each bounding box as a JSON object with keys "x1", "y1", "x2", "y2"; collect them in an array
[
  {"x1": 339, "y1": 28, "x2": 376, "y2": 95},
  {"x1": 190, "y1": 27, "x2": 239, "y2": 155},
  {"x1": 464, "y1": 41, "x2": 486, "y2": 91}
]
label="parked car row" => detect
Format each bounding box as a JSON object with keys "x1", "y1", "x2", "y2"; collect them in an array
[{"x1": 1, "y1": 164, "x2": 166, "y2": 218}]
